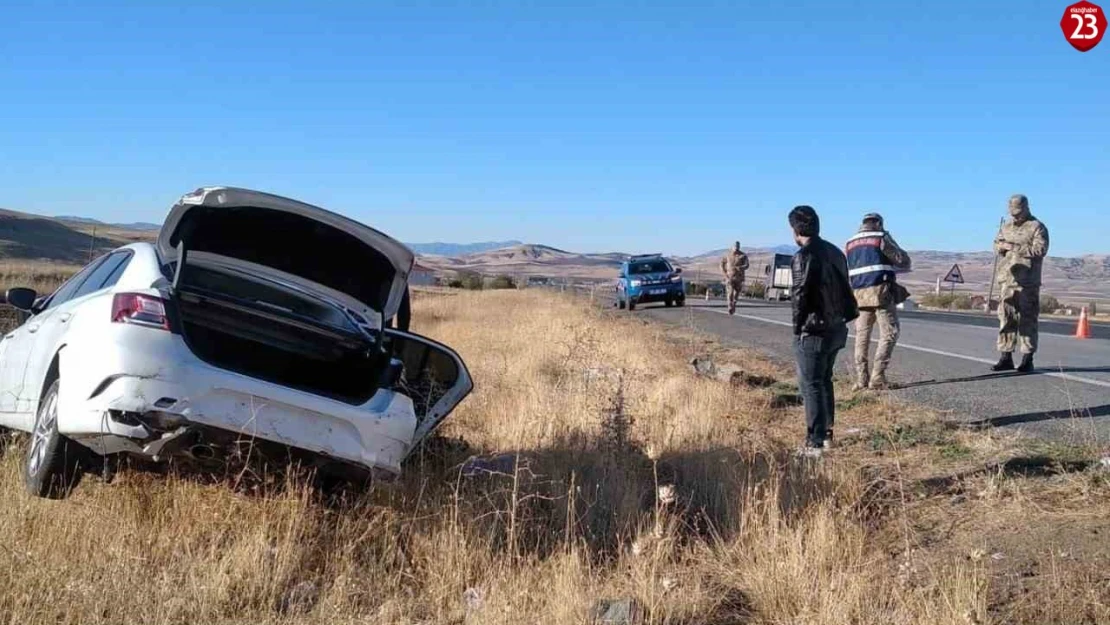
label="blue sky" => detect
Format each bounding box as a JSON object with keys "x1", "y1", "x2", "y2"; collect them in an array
[{"x1": 1, "y1": 1, "x2": 1106, "y2": 256}]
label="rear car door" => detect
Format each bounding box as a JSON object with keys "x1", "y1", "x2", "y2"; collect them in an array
[
  {"x1": 18, "y1": 252, "x2": 132, "y2": 415},
  {"x1": 0, "y1": 257, "x2": 106, "y2": 423}
]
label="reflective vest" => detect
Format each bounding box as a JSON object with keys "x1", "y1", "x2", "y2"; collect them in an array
[{"x1": 845, "y1": 231, "x2": 895, "y2": 290}]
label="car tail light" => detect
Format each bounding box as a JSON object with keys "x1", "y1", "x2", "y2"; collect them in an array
[{"x1": 112, "y1": 293, "x2": 170, "y2": 331}]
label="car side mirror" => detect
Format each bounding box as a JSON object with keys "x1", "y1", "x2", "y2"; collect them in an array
[
  {"x1": 674, "y1": 267, "x2": 683, "y2": 274},
  {"x1": 5, "y1": 287, "x2": 39, "y2": 312}
]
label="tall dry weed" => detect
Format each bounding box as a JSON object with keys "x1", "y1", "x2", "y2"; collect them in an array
[{"x1": 0, "y1": 289, "x2": 1029, "y2": 624}]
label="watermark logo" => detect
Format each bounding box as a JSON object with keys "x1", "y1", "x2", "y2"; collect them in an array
[{"x1": 1060, "y1": 1, "x2": 1106, "y2": 52}]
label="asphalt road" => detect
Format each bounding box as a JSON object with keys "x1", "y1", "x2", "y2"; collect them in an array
[{"x1": 634, "y1": 298, "x2": 1110, "y2": 443}]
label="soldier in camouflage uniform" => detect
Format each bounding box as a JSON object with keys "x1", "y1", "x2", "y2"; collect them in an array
[
  {"x1": 845, "y1": 213, "x2": 912, "y2": 390},
  {"x1": 991, "y1": 194, "x2": 1049, "y2": 373},
  {"x1": 720, "y1": 242, "x2": 749, "y2": 315}
]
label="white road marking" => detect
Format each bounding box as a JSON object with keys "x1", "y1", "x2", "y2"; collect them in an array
[{"x1": 707, "y1": 308, "x2": 1110, "y2": 391}]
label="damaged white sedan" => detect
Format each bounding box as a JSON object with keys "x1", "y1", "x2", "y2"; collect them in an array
[{"x1": 0, "y1": 187, "x2": 472, "y2": 498}]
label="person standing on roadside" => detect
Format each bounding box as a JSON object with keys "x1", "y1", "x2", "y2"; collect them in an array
[
  {"x1": 845, "y1": 213, "x2": 912, "y2": 391},
  {"x1": 992, "y1": 194, "x2": 1049, "y2": 373},
  {"x1": 720, "y1": 242, "x2": 750, "y2": 315},
  {"x1": 789, "y1": 206, "x2": 858, "y2": 454}
]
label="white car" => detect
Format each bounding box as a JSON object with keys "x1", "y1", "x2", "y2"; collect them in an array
[{"x1": 0, "y1": 187, "x2": 472, "y2": 498}]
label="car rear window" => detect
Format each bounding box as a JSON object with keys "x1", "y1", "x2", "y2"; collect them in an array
[
  {"x1": 72, "y1": 251, "x2": 132, "y2": 299},
  {"x1": 43, "y1": 255, "x2": 108, "y2": 310}
]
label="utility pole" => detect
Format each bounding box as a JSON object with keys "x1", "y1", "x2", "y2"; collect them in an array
[{"x1": 87, "y1": 224, "x2": 97, "y2": 262}]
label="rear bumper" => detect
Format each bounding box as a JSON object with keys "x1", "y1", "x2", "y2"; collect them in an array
[
  {"x1": 627, "y1": 283, "x2": 685, "y2": 303},
  {"x1": 56, "y1": 326, "x2": 417, "y2": 474}
]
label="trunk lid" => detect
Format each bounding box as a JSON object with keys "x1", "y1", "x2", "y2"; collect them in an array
[{"x1": 158, "y1": 187, "x2": 414, "y2": 320}]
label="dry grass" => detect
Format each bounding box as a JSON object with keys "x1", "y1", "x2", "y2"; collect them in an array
[
  {"x1": 0, "y1": 260, "x2": 79, "y2": 295},
  {"x1": 0, "y1": 260, "x2": 80, "y2": 332},
  {"x1": 0, "y1": 287, "x2": 1107, "y2": 624}
]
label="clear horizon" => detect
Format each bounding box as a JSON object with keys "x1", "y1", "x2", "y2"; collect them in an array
[
  {"x1": 39, "y1": 215, "x2": 1107, "y2": 259},
  {"x1": 2, "y1": 2, "x2": 1106, "y2": 257}
]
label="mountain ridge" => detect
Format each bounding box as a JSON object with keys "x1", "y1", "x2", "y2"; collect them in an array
[
  {"x1": 415, "y1": 242, "x2": 1110, "y2": 305},
  {"x1": 406, "y1": 240, "x2": 523, "y2": 256},
  {"x1": 54, "y1": 216, "x2": 161, "y2": 231},
  {"x1": 0, "y1": 207, "x2": 1105, "y2": 304}
]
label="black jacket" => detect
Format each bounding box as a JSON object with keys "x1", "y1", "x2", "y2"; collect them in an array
[{"x1": 791, "y1": 236, "x2": 859, "y2": 336}]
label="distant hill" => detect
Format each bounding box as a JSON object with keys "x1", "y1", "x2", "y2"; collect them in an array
[
  {"x1": 419, "y1": 242, "x2": 1110, "y2": 306},
  {"x1": 55, "y1": 216, "x2": 161, "y2": 231},
  {"x1": 418, "y1": 243, "x2": 626, "y2": 277},
  {"x1": 0, "y1": 209, "x2": 156, "y2": 263},
  {"x1": 0, "y1": 207, "x2": 1106, "y2": 306},
  {"x1": 406, "y1": 240, "x2": 523, "y2": 256},
  {"x1": 675, "y1": 248, "x2": 1110, "y2": 307},
  {"x1": 688, "y1": 244, "x2": 796, "y2": 260},
  {"x1": 416, "y1": 243, "x2": 807, "y2": 282}
]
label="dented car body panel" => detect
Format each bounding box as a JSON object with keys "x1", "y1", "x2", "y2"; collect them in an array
[{"x1": 56, "y1": 313, "x2": 420, "y2": 472}]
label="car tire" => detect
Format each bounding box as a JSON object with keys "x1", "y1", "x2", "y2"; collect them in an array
[
  {"x1": 627, "y1": 299, "x2": 636, "y2": 311},
  {"x1": 665, "y1": 299, "x2": 673, "y2": 307},
  {"x1": 25, "y1": 380, "x2": 84, "y2": 499},
  {"x1": 618, "y1": 298, "x2": 626, "y2": 310},
  {"x1": 676, "y1": 297, "x2": 685, "y2": 307}
]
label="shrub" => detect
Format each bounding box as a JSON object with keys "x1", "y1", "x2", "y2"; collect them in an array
[
  {"x1": 687, "y1": 282, "x2": 726, "y2": 297},
  {"x1": 686, "y1": 282, "x2": 708, "y2": 296},
  {"x1": 920, "y1": 293, "x2": 973, "y2": 310},
  {"x1": 447, "y1": 271, "x2": 484, "y2": 290},
  {"x1": 743, "y1": 281, "x2": 767, "y2": 299},
  {"x1": 488, "y1": 275, "x2": 517, "y2": 290},
  {"x1": 1040, "y1": 294, "x2": 1060, "y2": 314}
]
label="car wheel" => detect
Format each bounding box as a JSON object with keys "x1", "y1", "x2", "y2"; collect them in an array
[
  {"x1": 25, "y1": 380, "x2": 84, "y2": 499},
  {"x1": 627, "y1": 299, "x2": 636, "y2": 311},
  {"x1": 618, "y1": 298, "x2": 626, "y2": 310},
  {"x1": 664, "y1": 298, "x2": 673, "y2": 307},
  {"x1": 676, "y1": 297, "x2": 685, "y2": 307}
]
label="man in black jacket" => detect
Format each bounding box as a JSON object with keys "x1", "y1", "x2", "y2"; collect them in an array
[{"x1": 788, "y1": 206, "x2": 859, "y2": 453}]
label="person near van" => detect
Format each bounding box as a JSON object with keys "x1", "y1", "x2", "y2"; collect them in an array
[{"x1": 719, "y1": 242, "x2": 750, "y2": 314}]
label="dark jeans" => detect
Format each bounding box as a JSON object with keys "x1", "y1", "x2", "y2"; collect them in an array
[{"x1": 793, "y1": 323, "x2": 849, "y2": 444}]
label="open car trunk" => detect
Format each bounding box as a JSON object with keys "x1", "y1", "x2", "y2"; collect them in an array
[
  {"x1": 159, "y1": 187, "x2": 415, "y2": 321},
  {"x1": 157, "y1": 187, "x2": 472, "y2": 445},
  {"x1": 175, "y1": 264, "x2": 388, "y2": 405},
  {"x1": 157, "y1": 187, "x2": 418, "y2": 405}
]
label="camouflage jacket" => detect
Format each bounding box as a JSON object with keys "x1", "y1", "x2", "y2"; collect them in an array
[
  {"x1": 720, "y1": 250, "x2": 749, "y2": 280},
  {"x1": 995, "y1": 215, "x2": 1049, "y2": 288},
  {"x1": 849, "y1": 228, "x2": 912, "y2": 308}
]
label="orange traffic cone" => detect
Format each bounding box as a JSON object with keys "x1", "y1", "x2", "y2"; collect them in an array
[{"x1": 1075, "y1": 307, "x2": 1092, "y2": 339}]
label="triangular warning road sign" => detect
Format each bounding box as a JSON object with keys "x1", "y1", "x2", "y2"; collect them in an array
[{"x1": 943, "y1": 263, "x2": 964, "y2": 284}]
